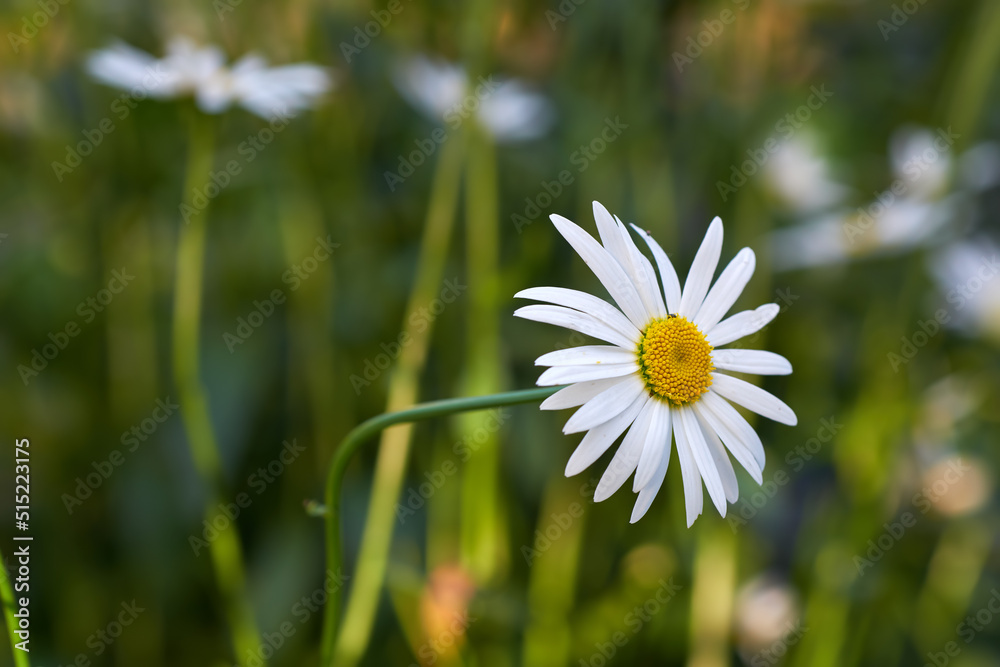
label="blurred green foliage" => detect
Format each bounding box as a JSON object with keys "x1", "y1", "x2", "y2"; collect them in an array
[{"x1": 1, "y1": 0, "x2": 999, "y2": 666}]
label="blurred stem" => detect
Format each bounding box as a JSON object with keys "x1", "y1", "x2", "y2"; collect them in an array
[
  {"x1": 522, "y1": 478, "x2": 586, "y2": 667},
  {"x1": 912, "y1": 519, "x2": 990, "y2": 654},
  {"x1": 687, "y1": 523, "x2": 736, "y2": 667},
  {"x1": 321, "y1": 387, "x2": 559, "y2": 667},
  {"x1": 278, "y1": 197, "x2": 345, "y2": 465},
  {"x1": 459, "y1": 126, "x2": 506, "y2": 583},
  {"x1": 332, "y1": 136, "x2": 465, "y2": 667},
  {"x1": 941, "y1": 0, "x2": 1000, "y2": 144},
  {"x1": 171, "y1": 114, "x2": 263, "y2": 667},
  {"x1": 0, "y1": 547, "x2": 29, "y2": 667}
]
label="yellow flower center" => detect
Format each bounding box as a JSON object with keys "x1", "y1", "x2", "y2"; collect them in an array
[{"x1": 636, "y1": 315, "x2": 714, "y2": 405}]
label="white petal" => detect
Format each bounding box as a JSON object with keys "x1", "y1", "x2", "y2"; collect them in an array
[
  {"x1": 514, "y1": 286, "x2": 640, "y2": 343},
  {"x1": 706, "y1": 304, "x2": 780, "y2": 347},
  {"x1": 629, "y1": 441, "x2": 670, "y2": 523},
  {"x1": 592, "y1": 203, "x2": 665, "y2": 319},
  {"x1": 514, "y1": 305, "x2": 635, "y2": 349},
  {"x1": 677, "y1": 407, "x2": 727, "y2": 517},
  {"x1": 694, "y1": 248, "x2": 756, "y2": 331},
  {"x1": 537, "y1": 364, "x2": 638, "y2": 386},
  {"x1": 672, "y1": 413, "x2": 704, "y2": 527},
  {"x1": 699, "y1": 414, "x2": 740, "y2": 504},
  {"x1": 678, "y1": 217, "x2": 723, "y2": 317},
  {"x1": 711, "y1": 373, "x2": 798, "y2": 426},
  {"x1": 616, "y1": 216, "x2": 667, "y2": 318},
  {"x1": 697, "y1": 391, "x2": 765, "y2": 473},
  {"x1": 535, "y1": 345, "x2": 637, "y2": 367},
  {"x1": 592, "y1": 202, "x2": 634, "y2": 271},
  {"x1": 630, "y1": 224, "x2": 682, "y2": 314},
  {"x1": 541, "y1": 377, "x2": 631, "y2": 410},
  {"x1": 712, "y1": 349, "x2": 792, "y2": 375},
  {"x1": 563, "y1": 375, "x2": 646, "y2": 434},
  {"x1": 594, "y1": 396, "x2": 657, "y2": 501},
  {"x1": 633, "y1": 403, "x2": 672, "y2": 492},
  {"x1": 549, "y1": 214, "x2": 650, "y2": 328},
  {"x1": 565, "y1": 390, "x2": 647, "y2": 476}
]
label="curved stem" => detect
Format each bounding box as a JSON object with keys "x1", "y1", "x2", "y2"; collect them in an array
[
  {"x1": 320, "y1": 386, "x2": 559, "y2": 666},
  {"x1": 1, "y1": 547, "x2": 30, "y2": 667},
  {"x1": 332, "y1": 134, "x2": 465, "y2": 667},
  {"x1": 172, "y1": 113, "x2": 263, "y2": 666}
]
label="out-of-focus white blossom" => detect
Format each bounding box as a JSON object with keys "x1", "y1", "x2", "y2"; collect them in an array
[
  {"x1": 770, "y1": 126, "x2": 1000, "y2": 271},
  {"x1": 930, "y1": 237, "x2": 1000, "y2": 341},
  {"x1": 393, "y1": 55, "x2": 553, "y2": 142},
  {"x1": 87, "y1": 37, "x2": 332, "y2": 119},
  {"x1": 764, "y1": 134, "x2": 849, "y2": 213},
  {"x1": 733, "y1": 576, "x2": 802, "y2": 656}
]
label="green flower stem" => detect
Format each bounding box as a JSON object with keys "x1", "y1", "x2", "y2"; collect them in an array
[
  {"x1": 171, "y1": 113, "x2": 263, "y2": 667},
  {"x1": 459, "y1": 125, "x2": 504, "y2": 582},
  {"x1": 332, "y1": 133, "x2": 465, "y2": 667},
  {"x1": 1, "y1": 546, "x2": 30, "y2": 667},
  {"x1": 321, "y1": 386, "x2": 559, "y2": 667}
]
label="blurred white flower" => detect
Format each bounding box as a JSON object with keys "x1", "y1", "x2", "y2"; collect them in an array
[
  {"x1": 890, "y1": 126, "x2": 954, "y2": 200},
  {"x1": 930, "y1": 237, "x2": 1000, "y2": 341},
  {"x1": 764, "y1": 134, "x2": 849, "y2": 213},
  {"x1": 198, "y1": 55, "x2": 332, "y2": 118},
  {"x1": 770, "y1": 125, "x2": 999, "y2": 271},
  {"x1": 87, "y1": 37, "x2": 331, "y2": 119},
  {"x1": 734, "y1": 575, "x2": 801, "y2": 655},
  {"x1": 393, "y1": 55, "x2": 553, "y2": 142}
]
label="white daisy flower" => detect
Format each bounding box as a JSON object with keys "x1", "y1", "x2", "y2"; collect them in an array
[
  {"x1": 393, "y1": 55, "x2": 553, "y2": 142},
  {"x1": 86, "y1": 37, "x2": 331, "y2": 118},
  {"x1": 515, "y1": 202, "x2": 797, "y2": 526}
]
